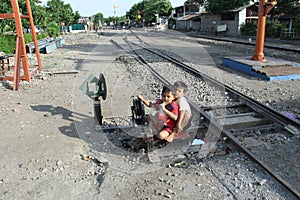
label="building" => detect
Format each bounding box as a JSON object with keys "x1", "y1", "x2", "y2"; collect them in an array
[
  {"x1": 172, "y1": 3, "x2": 258, "y2": 36},
  {"x1": 176, "y1": 13, "x2": 201, "y2": 31},
  {"x1": 200, "y1": 4, "x2": 258, "y2": 36}
]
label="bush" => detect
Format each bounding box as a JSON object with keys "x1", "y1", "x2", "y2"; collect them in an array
[
  {"x1": 168, "y1": 18, "x2": 176, "y2": 29},
  {"x1": 266, "y1": 21, "x2": 283, "y2": 38},
  {"x1": 241, "y1": 21, "x2": 283, "y2": 38},
  {"x1": 0, "y1": 35, "x2": 16, "y2": 54},
  {"x1": 0, "y1": 33, "x2": 48, "y2": 54},
  {"x1": 294, "y1": 19, "x2": 300, "y2": 32},
  {"x1": 46, "y1": 22, "x2": 60, "y2": 38},
  {"x1": 240, "y1": 22, "x2": 257, "y2": 36}
]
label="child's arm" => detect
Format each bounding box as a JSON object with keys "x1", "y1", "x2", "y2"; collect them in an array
[
  {"x1": 161, "y1": 104, "x2": 178, "y2": 121},
  {"x1": 137, "y1": 95, "x2": 152, "y2": 107},
  {"x1": 176, "y1": 110, "x2": 186, "y2": 133}
]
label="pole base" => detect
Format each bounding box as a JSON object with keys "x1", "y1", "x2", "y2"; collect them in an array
[{"x1": 251, "y1": 54, "x2": 267, "y2": 63}]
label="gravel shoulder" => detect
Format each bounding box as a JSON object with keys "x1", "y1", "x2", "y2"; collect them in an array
[{"x1": 0, "y1": 29, "x2": 299, "y2": 199}]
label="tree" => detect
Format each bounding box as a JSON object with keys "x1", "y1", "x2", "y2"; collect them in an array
[
  {"x1": 46, "y1": 0, "x2": 74, "y2": 26},
  {"x1": 193, "y1": 0, "x2": 205, "y2": 5},
  {"x1": 125, "y1": 0, "x2": 172, "y2": 24},
  {"x1": 0, "y1": 0, "x2": 46, "y2": 33},
  {"x1": 142, "y1": 0, "x2": 173, "y2": 24},
  {"x1": 126, "y1": 1, "x2": 145, "y2": 22},
  {"x1": 93, "y1": 13, "x2": 104, "y2": 28},
  {"x1": 60, "y1": 3, "x2": 74, "y2": 26},
  {"x1": 73, "y1": 11, "x2": 81, "y2": 23},
  {"x1": 270, "y1": 0, "x2": 300, "y2": 18},
  {"x1": 204, "y1": 0, "x2": 251, "y2": 15},
  {"x1": 31, "y1": 3, "x2": 49, "y2": 30},
  {"x1": 0, "y1": 0, "x2": 14, "y2": 34}
]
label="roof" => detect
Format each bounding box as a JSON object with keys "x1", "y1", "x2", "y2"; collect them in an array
[
  {"x1": 177, "y1": 13, "x2": 201, "y2": 21},
  {"x1": 230, "y1": 3, "x2": 256, "y2": 12}
]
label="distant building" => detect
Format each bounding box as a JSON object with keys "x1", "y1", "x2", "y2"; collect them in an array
[
  {"x1": 176, "y1": 13, "x2": 201, "y2": 31},
  {"x1": 200, "y1": 4, "x2": 258, "y2": 36},
  {"x1": 172, "y1": 2, "x2": 259, "y2": 36}
]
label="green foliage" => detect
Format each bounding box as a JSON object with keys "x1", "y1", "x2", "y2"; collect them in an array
[
  {"x1": 204, "y1": 0, "x2": 250, "y2": 15},
  {"x1": 0, "y1": 0, "x2": 49, "y2": 34},
  {"x1": 168, "y1": 18, "x2": 176, "y2": 28},
  {"x1": 240, "y1": 21, "x2": 284, "y2": 38},
  {"x1": 74, "y1": 11, "x2": 81, "y2": 23},
  {"x1": 0, "y1": 33, "x2": 47, "y2": 54},
  {"x1": 143, "y1": 0, "x2": 172, "y2": 24},
  {"x1": 266, "y1": 21, "x2": 283, "y2": 38},
  {"x1": 46, "y1": 22, "x2": 60, "y2": 38},
  {"x1": 0, "y1": 35, "x2": 16, "y2": 54},
  {"x1": 270, "y1": 0, "x2": 300, "y2": 18},
  {"x1": 0, "y1": 0, "x2": 79, "y2": 36},
  {"x1": 93, "y1": 13, "x2": 104, "y2": 27},
  {"x1": 126, "y1": 1, "x2": 145, "y2": 22},
  {"x1": 24, "y1": 34, "x2": 34, "y2": 44},
  {"x1": 294, "y1": 19, "x2": 300, "y2": 31},
  {"x1": 103, "y1": 16, "x2": 126, "y2": 26},
  {"x1": 23, "y1": 33, "x2": 47, "y2": 44},
  {"x1": 126, "y1": 0, "x2": 172, "y2": 24},
  {"x1": 46, "y1": 0, "x2": 74, "y2": 26},
  {"x1": 240, "y1": 22, "x2": 257, "y2": 36}
]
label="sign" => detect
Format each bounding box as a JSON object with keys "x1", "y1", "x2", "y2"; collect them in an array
[{"x1": 217, "y1": 24, "x2": 227, "y2": 32}]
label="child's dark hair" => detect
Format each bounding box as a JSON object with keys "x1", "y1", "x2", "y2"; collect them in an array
[
  {"x1": 161, "y1": 85, "x2": 175, "y2": 94},
  {"x1": 173, "y1": 81, "x2": 188, "y2": 92}
]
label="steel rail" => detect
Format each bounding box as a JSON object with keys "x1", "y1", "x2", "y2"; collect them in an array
[
  {"x1": 131, "y1": 41, "x2": 300, "y2": 132},
  {"x1": 189, "y1": 35, "x2": 300, "y2": 54},
  {"x1": 127, "y1": 37, "x2": 300, "y2": 198},
  {"x1": 112, "y1": 37, "x2": 300, "y2": 199}
]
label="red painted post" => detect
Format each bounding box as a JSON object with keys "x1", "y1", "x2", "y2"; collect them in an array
[
  {"x1": 251, "y1": 0, "x2": 277, "y2": 62},
  {"x1": 11, "y1": 0, "x2": 31, "y2": 83},
  {"x1": 25, "y1": 0, "x2": 42, "y2": 71}
]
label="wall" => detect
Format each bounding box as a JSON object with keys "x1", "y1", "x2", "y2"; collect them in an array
[
  {"x1": 200, "y1": 14, "x2": 219, "y2": 34},
  {"x1": 200, "y1": 8, "x2": 246, "y2": 36},
  {"x1": 176, "y1": 20, "x2": 201, "y2": 31}
]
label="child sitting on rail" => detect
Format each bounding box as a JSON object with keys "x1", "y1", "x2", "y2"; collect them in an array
[
  {"x1": 137, "y1": 85, "x2": 179, "y2": 141},
  {"x1": 166, "y1": 81, "x2": 192, "y2": 142}
]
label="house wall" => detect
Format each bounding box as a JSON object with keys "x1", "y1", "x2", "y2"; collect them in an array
[
  {"x1": 200, "y1": 14, "x2": 219, "y2": 34},
  {"x1": 200, "y1": 8, "x2": 247, "y2": 36},
  {"x1": 223, "y1": 13, "x2": 240, "y2": 35},
  {"x1": 176, "y1": 20, "x2": 201, "y2": 31},
  {"x1": 238, "y1": 9, "x2": 247, "y2": 34}
]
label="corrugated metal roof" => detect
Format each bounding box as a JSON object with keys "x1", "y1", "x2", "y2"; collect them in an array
[
  {"x1": 230, "y1": 4, "x2": 255, "y2": 12},
  {"x1": 177, "y1": 13, "x2": 201, "y2": 21}
]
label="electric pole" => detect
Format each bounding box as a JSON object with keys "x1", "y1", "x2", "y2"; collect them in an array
[{"x1": 113, "y1": 5, "x2": 118, "y2": 26}]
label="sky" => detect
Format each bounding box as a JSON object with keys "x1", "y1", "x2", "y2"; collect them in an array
[{"x1": 42, "y1": 0, "x2": 184, "y2": 18}]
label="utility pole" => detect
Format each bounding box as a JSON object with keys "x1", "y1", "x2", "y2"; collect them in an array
[
  {"x1": 251, "y1": 0, "x2": 277, "y2": 62},
  {"x1": 113, "y1": 5, "x2": 118, "y2": 26}
]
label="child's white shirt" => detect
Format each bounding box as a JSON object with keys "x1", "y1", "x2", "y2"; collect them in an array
[{"x1": 176, "y1": 96, "x2": 191, "y2": 114}]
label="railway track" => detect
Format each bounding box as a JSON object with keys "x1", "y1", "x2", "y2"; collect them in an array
[
  {"x1": 154, "y1": 29, "x2": 300, "y2": 55},
  {"x1": 189, "y1": 34, "x2": 300, "y2": 54},
  {"x1": 106, "y1": 31, "x2": 300, "y2": 198}
]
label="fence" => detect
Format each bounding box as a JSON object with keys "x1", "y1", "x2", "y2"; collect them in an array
[{"x1": 281, "y1": 28, "x2": 300, "y2": 39}]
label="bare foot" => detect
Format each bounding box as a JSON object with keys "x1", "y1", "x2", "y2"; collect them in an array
[
  {"x1": 174, "y1": 131, "x2": 190, "y2": 140},
  {"x1": 166, "y1": 132, "x2": 175, "y2": 142}
]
